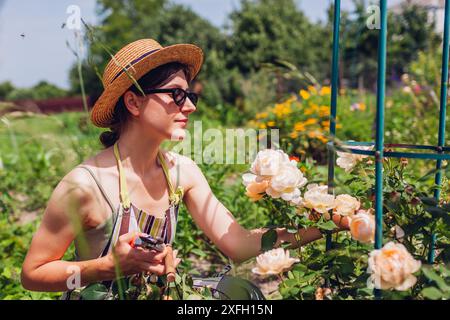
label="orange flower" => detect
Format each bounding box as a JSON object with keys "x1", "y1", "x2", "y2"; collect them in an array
[
  {"x1": 320, "y1": 86, "x2": 331, "y2": 96},
  {"x1": 319, "y1": 106, "x2": 330, "y2": 117},
  {"x1": 294, "y1": 122, "x2": 306, "y2": 132},
  {"x1": 289, "y1": 131, "x2": 299, "y2": 139},
  {"x1": 300, "y1": 90, "x2": 310, "y2": 100},
  {"x1": 308, "y1": 85, "x2": 318, "y2": 95},
  {"x1": 304, "y1": 118, "x2": 318, "y2": 126}
]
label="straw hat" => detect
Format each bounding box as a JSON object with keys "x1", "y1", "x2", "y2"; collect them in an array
[{"x1": 91, "y1": 39, "x2": 204, "y2": 128}]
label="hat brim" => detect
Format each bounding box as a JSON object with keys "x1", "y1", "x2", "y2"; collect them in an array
[{"x1": 91, "y1": 43, "x2": 204, "y2": 128}]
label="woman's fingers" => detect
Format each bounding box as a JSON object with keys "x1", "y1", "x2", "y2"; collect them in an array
[
  {"x1": 133, "y1": 246, "x2": 167, "y2": 263},
  {"x1": 139, "y1": 262, "x2": 165, "y2": 276},
  {"x1": 332, "y1": 214, "x2": 350, "y2": 230}
]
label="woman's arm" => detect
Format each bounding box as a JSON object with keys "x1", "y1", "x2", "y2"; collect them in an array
[
  {"x1": 21, "y1": 169, "x2": 168, "y2": 292},
  {"x1": 21, "y1": 170, "x2": 115, "y2": 291},
  {"x1": 181, "y1": 157, "x2": 348, "y2": 264}
]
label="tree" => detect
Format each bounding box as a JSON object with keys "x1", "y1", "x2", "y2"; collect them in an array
[
  {"x1": 225, "y1": 0, "x2": 329, "y2": 77},
  {"x1": 6, "y1": 81, "x2": 67, "y2": 101},
  {"x1": 70, "y1": 0, "x2": 229, "y2": 107},
  {"x1": 340, "y1": 0, "x2": 441, "y2": 90},
  {"x1": 0, "y1": 81, "x2": 15, "y2": 100}
]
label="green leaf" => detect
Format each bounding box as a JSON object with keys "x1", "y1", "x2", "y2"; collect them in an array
[
  {"x1": 191, "y1": 248, "x2": 207, "y2": 257},
  {"x1": 80, "y1": 283, "x2": 110, "y2": 300},
  {"x1": 261, "y1": 228, "x2": 278, "y2": 252},
  {"x1": 422, "y1": 267, "x2": 450, "y2": 292},
  {"x1": 318, "y1": 220, "x2": 337, "y2": 231},
  {"x1": 287, "y1": 226, "x2": 298, "y2": 234},
  {"x1": 421, "y1": 287, "x2": 443, "y2": 300}
]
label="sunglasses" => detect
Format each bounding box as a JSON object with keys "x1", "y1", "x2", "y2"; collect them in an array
[{"x1": 143, "y1": 88, "x2": 199, "y2": 107}]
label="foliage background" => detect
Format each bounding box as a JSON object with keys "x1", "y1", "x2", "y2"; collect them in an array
[{"x1": 0, "y1": 0, "x2": 449, "y2": 299}]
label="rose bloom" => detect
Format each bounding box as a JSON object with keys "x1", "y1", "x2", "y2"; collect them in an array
[
  {"x1": 336, "y1": 145, "x2": 372, "y2": 172},
  {"x1": 242, "y1": 173, "x2": 269, "y2": 202},
  {"x1": 251, "y1": 149, "x2": 289, "y2": 177},
  {"x1": 350, "y1": 210, "x2": 375, "y2": 243},
  {"x1": 252, "y1": 248, "x2": 299, "y2": 276},
  {"x1": 266, "y1": 163, "x2": 308, "y2": 201},
  {"x1": 334, "y1": 194, "x2": 360, "y2": 216},
  {"x1": 302, "y1": 184, "x2": 335, "y2": 214},
  {"x1": 367, "y1": 242, "x2": 421, "y2": 291},
  {"x1": 315, "y1": 287, "x2": 332, "y2": 300}
]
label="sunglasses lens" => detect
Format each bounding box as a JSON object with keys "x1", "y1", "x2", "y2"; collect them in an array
[
  {"x1": 188, "y1": 92, "x2": 198, "y2": 105},
  {"x1": 173, "y1": 88, "x2": 186, "y2": 105}
]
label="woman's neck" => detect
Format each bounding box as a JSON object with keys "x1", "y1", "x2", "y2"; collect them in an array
[{"x1": 116, "y1": 129, "x2": 164, "y2": 177}]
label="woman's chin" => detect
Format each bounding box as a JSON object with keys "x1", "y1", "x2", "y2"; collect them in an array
[{"x1": 169, "y1": 128, "x2": 186, "y2": 141}]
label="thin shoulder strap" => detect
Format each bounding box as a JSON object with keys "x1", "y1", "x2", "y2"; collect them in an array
[
  {"x1": 158, "y1": 151, "x2": 184, "y2": 206},
  {"x1": 77, "y1": 165, "x2": 116, "y2": 214},
  {"x1": 113, "y1": 143, "x2": 131, "y2": 210}
]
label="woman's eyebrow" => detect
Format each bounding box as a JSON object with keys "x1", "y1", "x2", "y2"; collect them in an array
[{"x1": 166, "y1": 84, "x2": 189, "y2": 90}]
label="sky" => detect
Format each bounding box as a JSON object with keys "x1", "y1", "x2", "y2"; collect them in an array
[{"x1": 0, "y1": 0, "x2": 403, "y2": 90}]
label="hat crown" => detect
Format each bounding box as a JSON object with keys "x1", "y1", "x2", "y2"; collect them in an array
[{"x1": 102, "y1": 39, "x2": 163, "y2": 86}]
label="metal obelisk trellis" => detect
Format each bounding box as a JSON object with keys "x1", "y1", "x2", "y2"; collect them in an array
[{"x1": 327, "y1": 0, "x2": 450, "y2": 294}]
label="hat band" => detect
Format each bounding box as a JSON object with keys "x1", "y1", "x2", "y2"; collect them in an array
[{"x1": 110, "y1": 48, "x2": 161, "y2": 84}]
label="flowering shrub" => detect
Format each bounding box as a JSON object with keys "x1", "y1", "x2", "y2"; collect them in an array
[{"x1": 244, "y1": 147, "x2": 449, "y2": 300}]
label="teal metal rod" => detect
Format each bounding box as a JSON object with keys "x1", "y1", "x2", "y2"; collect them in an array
[
  {"x1": 375, "y1": 0, "x2": 387, "y2": 250},
  {"x1": 327, "y1": 0, "x2": 341, "y2": 251},
  {"x1": 374, "y1": 0, "x2": 388, "y2": 299},
  {"x1": 430, "y1": 0, "x2": 450, "y2": 264}
]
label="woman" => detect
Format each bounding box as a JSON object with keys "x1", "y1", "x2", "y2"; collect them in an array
[{"x1": 21, "y1": 39, "x2": 349, "y2": 295}]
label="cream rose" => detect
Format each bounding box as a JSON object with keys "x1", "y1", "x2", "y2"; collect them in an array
[
  {"x1": 266, "y1": 164, "x2": 308, "y2": 201},
  {"x1": 334, "y1": 194, "x2": 360, "y2": 217},
  {"x1": 336, "y1": 145, "x2": 372, "y2": 172},
  {"x1": 251, "y1": 149, "x2": 289, "y2": 176},
  {"x1": 350, "y1": 210, "x2": 375, "y2": 243},
  {"x1": 302, "y1": 184, "x2": 335, "y2": 214},
  {"x1": 252, "y1": 248, "x2": 299, "y2": 276},
  {"x1": 367, "y1": 242, "x2": 421, "y2": 291}
]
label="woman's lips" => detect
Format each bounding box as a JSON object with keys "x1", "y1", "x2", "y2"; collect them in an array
[{"x1": 175, "y1": 119, "x2": 188, "y2": 126}]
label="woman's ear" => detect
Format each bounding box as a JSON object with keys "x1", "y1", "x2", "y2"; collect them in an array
[{"x1": 123, "y1": 91, "x2": 144, "y2": 117}]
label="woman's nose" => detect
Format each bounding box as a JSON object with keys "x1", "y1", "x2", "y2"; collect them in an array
[{"x1": 181, "y1": 98, "x2": 197, "y2": 113}]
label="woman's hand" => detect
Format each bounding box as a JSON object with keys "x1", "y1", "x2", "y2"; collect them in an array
[
  {"x1": 331, "y1": 214, "x2": 350, "y2": 231},
  {"x1": 105, "y1": 232, "x2": 170, "y2": 277}
]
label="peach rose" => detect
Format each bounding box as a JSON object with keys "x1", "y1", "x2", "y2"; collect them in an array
[
  {"x1": 367, "y1": 242, "x2": 421, "y2": 291},
  {"x1": 251, "y1": 149, "x2": 290, "y2": 177},
  {"x1": 252, "y1": 248, "x2": 299, "y2": 276},
  {"x1": 350, "y1": 210, "x2": 375, "y2": 243},
  {"x1": 315, "y1": 287, "x2": 332, "y2": 300},
  {"x1": 336, "y1": 145, "x2": 372, "y2": 172},
  {"x1": 266, "y1": 163, "x2": 307, "y2": 201},
  {"x1": 302, "y1": 184, "x2": 335, "y2": 214},
  {"x1": 242, "y1": 173, "x2": 269, "y2": 202},
  {"x1": 334, "y1": 194, "x2": 360, "y2": 216}
]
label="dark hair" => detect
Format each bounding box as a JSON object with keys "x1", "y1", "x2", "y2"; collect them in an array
[{"x1": 99, "y1": 62, "x2": 192, "y2": 148}]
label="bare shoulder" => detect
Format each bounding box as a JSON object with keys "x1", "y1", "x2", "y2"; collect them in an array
[
  {"x1": 162, "y1": 151, "x2": 207, "y2": 191},
  {"x1": 45, "y1": 148, "x2": 113, "y2": 222}
]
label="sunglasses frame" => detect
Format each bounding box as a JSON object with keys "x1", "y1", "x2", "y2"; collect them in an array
[{"x1": 143, "y1": 88, "x2": 199, "y2": 107}]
